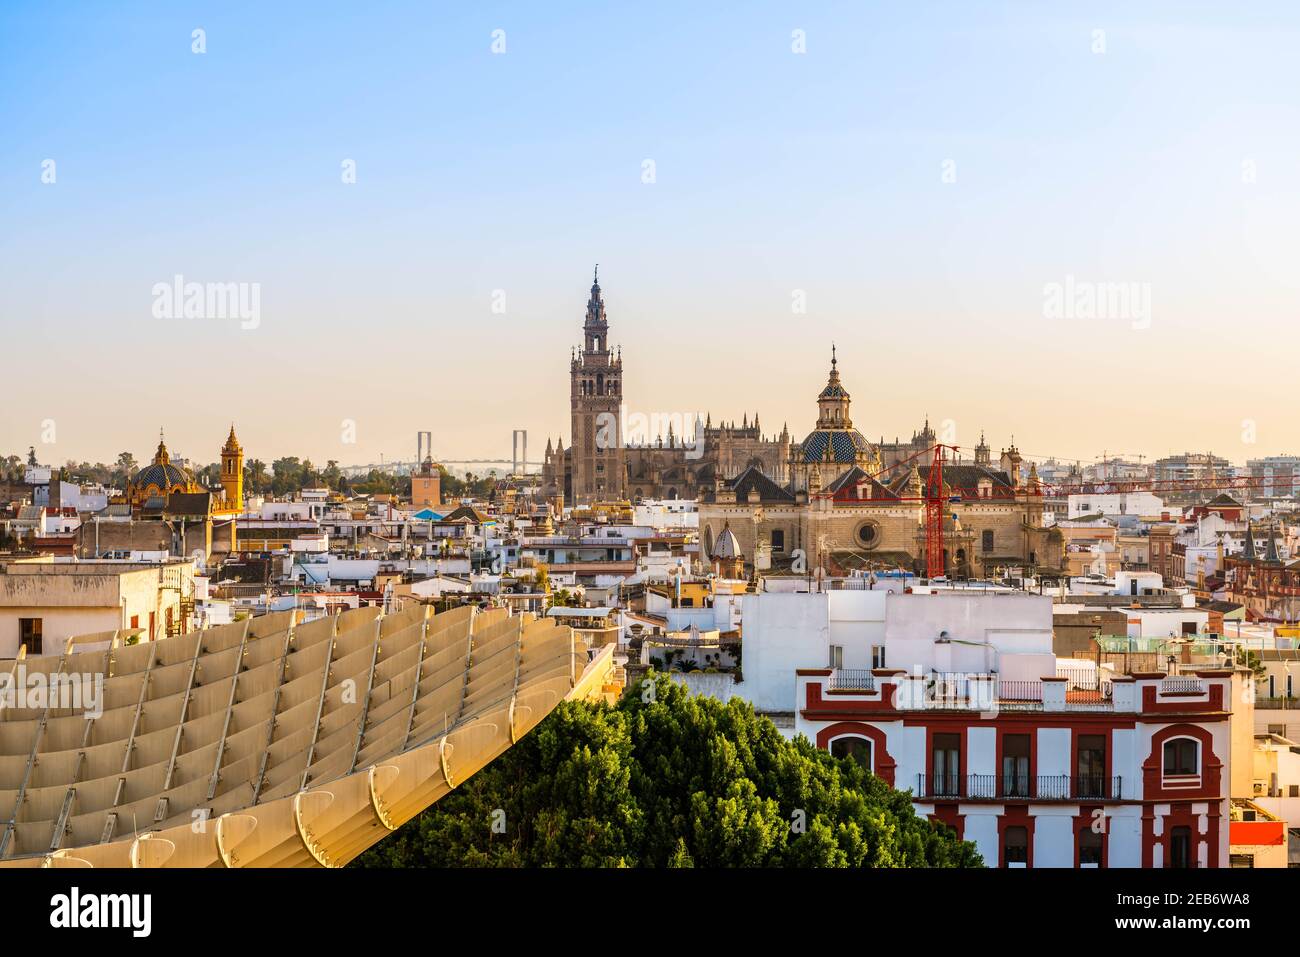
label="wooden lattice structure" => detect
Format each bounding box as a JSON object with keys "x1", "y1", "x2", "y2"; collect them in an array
[{"x1": 0, "y1": 604, "x2": 616, "y2": 867}]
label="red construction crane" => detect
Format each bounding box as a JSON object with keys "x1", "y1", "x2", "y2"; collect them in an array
[
  {"x1": 824, "y1": 442, "x2": 961, "y2": 579},
  {"x1": 841, "y1": 445, "x2": 1274, "y2": 581},
  {"x1": 924, "y1": 444, "x2": 947, "y2": 579}
]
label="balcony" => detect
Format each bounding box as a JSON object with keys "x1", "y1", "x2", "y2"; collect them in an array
[
  {"x1": 914, "y1": 773, "x2": 1124, "y2": 801},
  {"x1": 1159, "y1": 676, "x2": 1206, "y2": 694},
  {"x1": 914, "y1": 676, "x2": 1042, "y2": 711},
  {"x1": 829, "y1": 669, "x2": 876, "y2": 692}
]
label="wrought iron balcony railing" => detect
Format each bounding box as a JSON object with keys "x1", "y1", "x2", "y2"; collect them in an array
[{"x1": 914, "y1": 773, "x2": 1123, "y2": 801}]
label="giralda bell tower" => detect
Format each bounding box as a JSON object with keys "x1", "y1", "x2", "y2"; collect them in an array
[{"x1": 569, "y1": 266, "x2": 625, "y2": 503}]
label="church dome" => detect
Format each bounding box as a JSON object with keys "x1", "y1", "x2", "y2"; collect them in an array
[
  {"x1": 134, "y1": 461, "x2": 192, "y2": 489},
  {"x1": 712, "y1": 525, "x2": 742, "y2": 559},
  {"x1": 129, "y1": 432, "x2": 196, "y2": 503},
  {"x1": 799, "y1": 428, "x2": 874, "y2": 463}
]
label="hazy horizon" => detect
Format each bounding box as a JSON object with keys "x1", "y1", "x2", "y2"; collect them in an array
[{"x1": 3, "y1": 1, "x2": 1298, "y2": 469}]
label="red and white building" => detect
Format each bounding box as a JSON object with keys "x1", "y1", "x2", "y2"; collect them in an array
[{"x1": 742, "y1": 590, "x2": 1234, "y2": 867}]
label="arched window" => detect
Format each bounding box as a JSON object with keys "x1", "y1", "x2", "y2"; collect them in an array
[
  {"x1": 1163, "y1": 737, "x2": 1199, "y2": 776},
  {"x1": 830, "y1": 735, "x2": 873, "y2": 772}
]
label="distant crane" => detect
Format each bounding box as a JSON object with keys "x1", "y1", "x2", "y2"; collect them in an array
[{"x1": 850, "y1": 444, "x2": 1275, "y2": 580}]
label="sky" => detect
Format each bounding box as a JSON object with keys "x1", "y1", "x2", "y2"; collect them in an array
[{"x1": 1, "y1": 1, "x2": 1298, "y2": 472}]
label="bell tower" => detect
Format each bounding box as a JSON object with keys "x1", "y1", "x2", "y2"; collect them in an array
[
  {"x1": 220, "y1": 424, "x2": 244, "y2": 511},
  {"x1": 569, "y1": 266, "x2": 625, "y2": 503}
]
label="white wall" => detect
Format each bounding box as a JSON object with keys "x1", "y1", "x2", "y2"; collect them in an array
[
  {"x1": 1034, "y1": 810, "x2": 1075, "y2": 868},
  {"x1": 736, "y1": 591, "x2": 889, "y2": 713},
  {"x1": 1107, "y1": 807, "x2": 1143, "y2": 867},
  {"x1": 736, "y1": 593, "x2": 830, "y2": 712},
  {"x1": 892, "y1": 723, "x2": 928, "y2": 790},
  {"x1": 326, "y1": 557, "x2": 381, "y2": 584},
  {"x1": 827, "y1": 589, "x2": 887, "y2": 667},
  {"x1": 968, "y1": 727, "x2": 996, "y2": 777},
  {"x1": 884, "y1": 593, "x2": 1053, "y2": 674},
  {"x1": 1112, "y1": 729, "x2": 1139, "y2": 800},
  {"x1": 1068, "y1": 491, "x2": 1164, "y2": 519},
  {"x1": 1128, "y1": 608, "x2": 1209, "y2": 639},
  {"x1": 1036, "y1": 728, "x2": 1072, "y2": 777},
  {"x1": 0, "y1": 607, "x2": 118, "y2": 657},
  {"x1": 962, "y1": 810, "x2": 1000, "y2": 864}
]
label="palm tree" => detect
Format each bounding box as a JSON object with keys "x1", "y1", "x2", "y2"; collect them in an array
[
  {"x1": 247, "y1": 459, "x2": 268, "y2": 494},
  {"x1": 111, "y1": 452, "x2": 137, "y2": 490}
]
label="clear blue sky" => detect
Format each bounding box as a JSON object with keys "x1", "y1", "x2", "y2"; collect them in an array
[{"x1": 2, "y1": 1, "x2": 1297, "y2": 469}]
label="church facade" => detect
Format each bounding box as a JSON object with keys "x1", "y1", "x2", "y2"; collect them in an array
[
  {"x1": 698, "y1": 356, "x2": 1064, "y2": 579},
  {"x1": 541, "y1": 271, "x2": 791, "y2": 504}
]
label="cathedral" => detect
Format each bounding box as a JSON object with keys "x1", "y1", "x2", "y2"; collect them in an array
[
  {"x1": 698, "y1": 355, "x2": 1063, "y2": 578},
  {"x1": 541, "y1": 270, "x2": 791, "y2": 504},
  {"x1": 539, "y1": 268, "x2": 1061, "y2": 577}
]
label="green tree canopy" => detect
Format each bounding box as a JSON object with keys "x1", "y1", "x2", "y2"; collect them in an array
[{"x1": 354, "y1": 674, "x2": 980, "y2": 868}]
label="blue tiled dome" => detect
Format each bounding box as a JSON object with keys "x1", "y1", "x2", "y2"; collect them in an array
[
  {"x1": 801, "y1": 429, "x2": 873, "y2": 463},
  {"x1": 134, "y1": 462, "x2": 191, "y2": 489}
]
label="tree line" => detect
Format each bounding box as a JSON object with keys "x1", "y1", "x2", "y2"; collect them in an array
[{"x1": 3, "y1": 450, "x2": 501, "y2": 502}]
